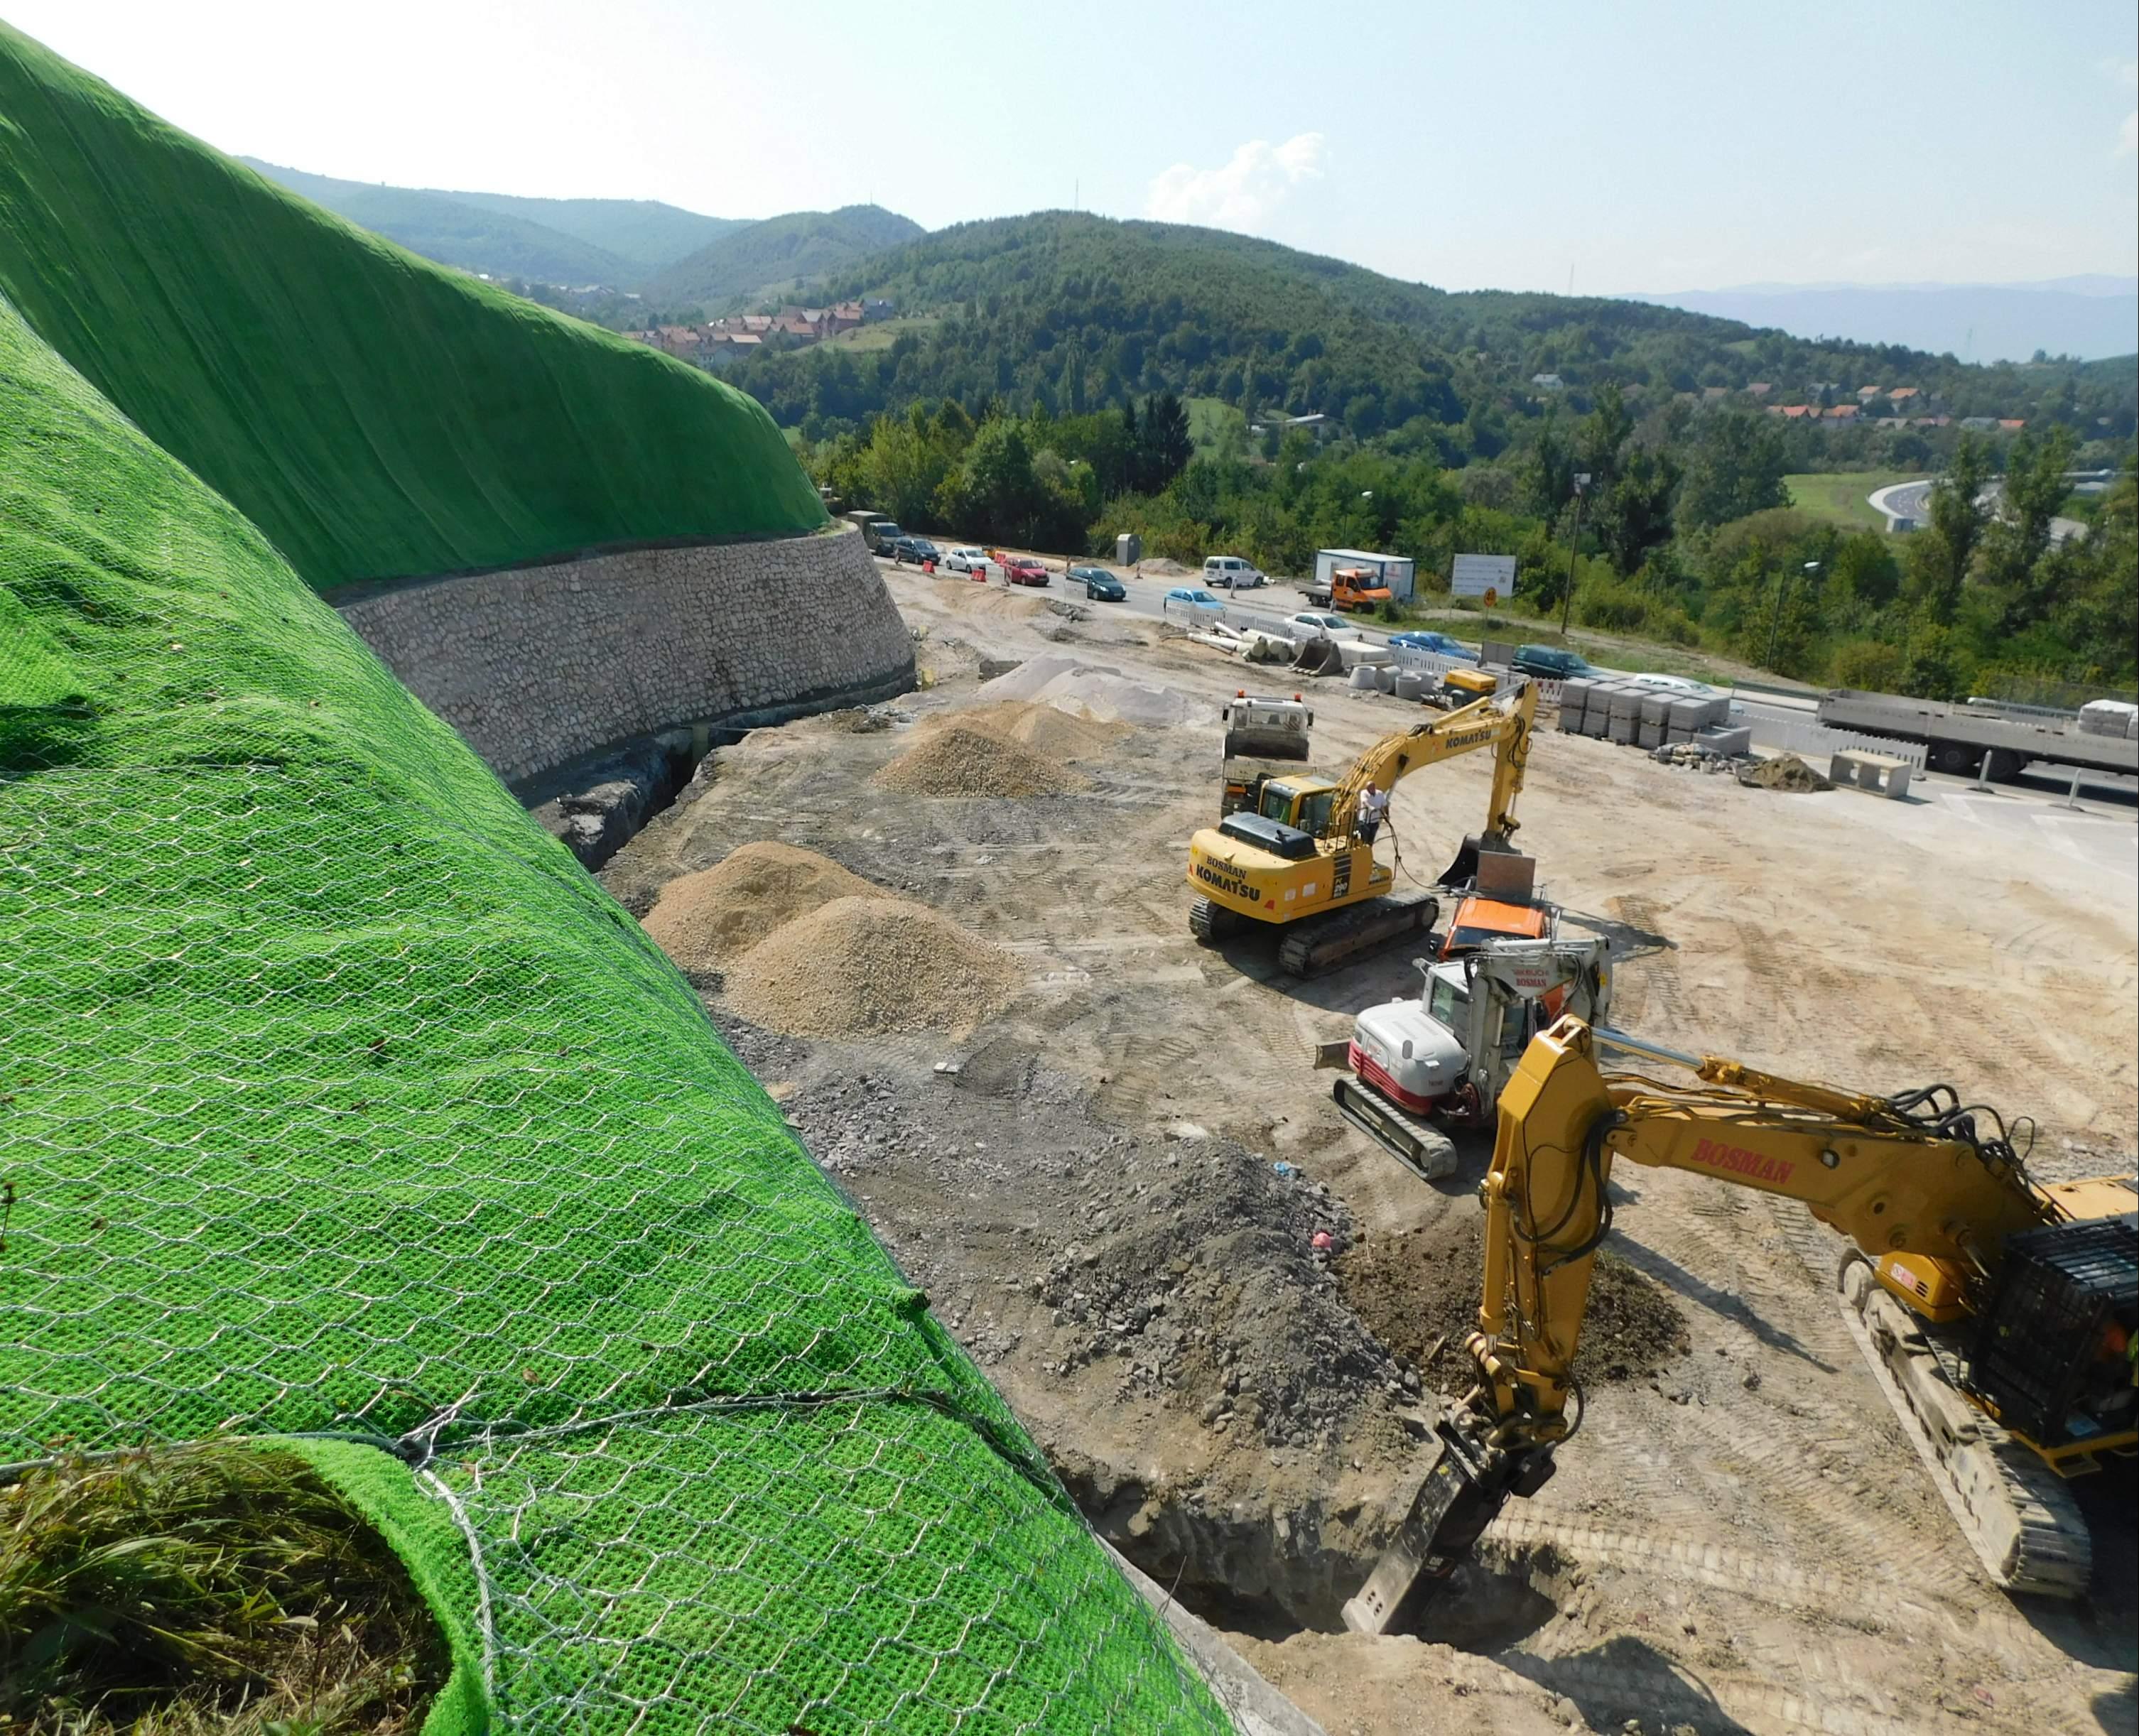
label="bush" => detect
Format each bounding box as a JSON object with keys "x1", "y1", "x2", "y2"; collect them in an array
[
  {"x1": 1577, "y1": 575, "x2": 1699, "y2": 644},
  {"x1": 1829, "y1": 638, "x2": 1905, "y2": 693}
]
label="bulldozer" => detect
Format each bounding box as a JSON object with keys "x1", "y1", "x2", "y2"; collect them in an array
[
  {"x1": 1186, "y1": 683, "x2": 1537, "y2": 977},
  {"x1": 1324, "y1": 935, "x2": 1612, "y2": 1181},
  {"x1": 1343, "y1": 1016, "x2": 2138, "y2": 1634}
]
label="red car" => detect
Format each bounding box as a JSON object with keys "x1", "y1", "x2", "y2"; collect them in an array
[{"x1": 1001, "y1": 554, "x2": 1051, "y2": 587}]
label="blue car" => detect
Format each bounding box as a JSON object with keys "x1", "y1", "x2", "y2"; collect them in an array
[{"x1": 1390, "y1": 630, "x2": 1473, "y2": 658}]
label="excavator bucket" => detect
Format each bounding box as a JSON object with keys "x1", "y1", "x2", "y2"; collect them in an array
[
  {"x1": 1439, "y1": 832, "x2": 1482, "y2": 889},
  {"x1": 1342, "y1": 1417, "x2": 1552, "y2": 1634}
]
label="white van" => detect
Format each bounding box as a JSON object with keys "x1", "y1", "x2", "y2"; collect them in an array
[{"x1": 1203, "y1": 554, "x2": 1266, "y2": 590}]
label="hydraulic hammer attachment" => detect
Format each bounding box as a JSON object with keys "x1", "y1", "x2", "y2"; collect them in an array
[{"x1": 1340, "y1": 1416, "x2": 1556, "y2": 1635}]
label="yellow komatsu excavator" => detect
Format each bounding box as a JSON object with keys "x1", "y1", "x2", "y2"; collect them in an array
[
  {"x1": 1345, "y1": 1018, "x2": 2137, "y2": 1633},
  {"x1": 1187, "y1": 683, "x2": 1538, "y2": 977}
]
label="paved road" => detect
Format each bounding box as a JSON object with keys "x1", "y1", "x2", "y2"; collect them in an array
[{"x1": 1868, "y1": 478, "x2": 2085, "y2": 543}]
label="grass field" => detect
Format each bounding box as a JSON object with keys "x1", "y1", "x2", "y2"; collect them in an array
[
  {"x1": 1783, "y1": 470, "x2": 1922, "y2": 533},
  {"x1": 1186, "y1": 395, "x2": 1247, "y2": 457},
  {"x1": 823, "y1": 315, "x2": 941, "y2": 352}
]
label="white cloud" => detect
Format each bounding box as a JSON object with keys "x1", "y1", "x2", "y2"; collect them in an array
[
  {"x1": 1145, "y1": 134, "x2": 1328, "y2": 231},
  {"x1": 2119, "y1": 109, "x2": 2138, "y2": 158}
]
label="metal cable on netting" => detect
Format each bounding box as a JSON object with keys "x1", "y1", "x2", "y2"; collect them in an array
[{"x1": 0, "y1": 295, "x2": 1230, "y2": 1731}]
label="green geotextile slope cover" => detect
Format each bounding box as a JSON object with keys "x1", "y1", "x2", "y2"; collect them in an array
[
  {"x1": 0, "y1": 299, "x2": 1228, "y2": 1733},
  {"x1": 0, "y1": 23, "x2": 825, "y2": 595}
]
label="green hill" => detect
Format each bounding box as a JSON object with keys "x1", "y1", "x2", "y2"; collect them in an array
[
  {"x1": 242, "y1": 158, "x2": 641, "y2": 286},
  {"x1": 440, "y1": 187, "x2": 743, "y2": 275},
  {"x1": 721, "y1": 210, "x2": 2137, "y2": 442},
  {"x1": 0, "y1": 292, "x2": 1224, "y2": 1735},
  {"x1": 0, "y1": 23, "x2": 825, "y2": 592},
  {"x1": 646, "y1": 204, "x2": 924, "y2": 310}
]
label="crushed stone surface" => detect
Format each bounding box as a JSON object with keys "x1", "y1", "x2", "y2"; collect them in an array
[
  {"x1": 721, "y1": 895, "x2": 1020, "y2": 1038},
  {"x1": 640, "y1": 841, "x2": 886, "y2": 977},
  {"x1": 872, "y1": 723, "x2": 1092, "y2": 798}
]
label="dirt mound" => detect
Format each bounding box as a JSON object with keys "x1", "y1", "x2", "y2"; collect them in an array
[
  {"x1": 924, "y1": 700, "x2": 1130, "y2": 762},
  {"x1": 1340, "y1": 1217, "x2": 1689, "y2": 1392},
  {"x1": 641, "y1": 842, "x2": 885, "y2": 975},
  {"x1": 1739, "y1": 752, "x2": 1832, "y2": 792},
  {"x1": 961, "y1": 588, "x2": 1054, "y2": 620},
  {"x1": 722, "y1": 895, "x2": 1020, "y2": 1037},
  {"x1": 872, "y1": 724, "x2": 1093, "y2": 798}
]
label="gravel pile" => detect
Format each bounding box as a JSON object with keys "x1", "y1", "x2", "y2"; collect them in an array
[
  {"x1": 721, "y1": 895, "x2": 1021, "y2": 1037},
  {"x1": 925, "y1": 700, "x2": 1128, "y2": 762},
  {"x1": 872, "y1": 725, "x2": 1092, "y2": 798},
  {"x1": 1739, "y1": 752, "x2": 1832, "y2": 792},
  {"x1": 640, "y1": 842, "x2": 885, "y2": 978},
  {"x1": 1036, "y1": 1146, "x2": 1403, "y2": 1453}
]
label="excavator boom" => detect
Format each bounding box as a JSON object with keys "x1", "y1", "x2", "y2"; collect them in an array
[{"x1": 1345, "y1": 1016, "x2": 2129, "y2": 1633}]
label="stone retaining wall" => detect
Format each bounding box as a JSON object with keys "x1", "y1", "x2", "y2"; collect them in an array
[{"x1": 337, "y1": 527, "x2": 914, "y2": 788}]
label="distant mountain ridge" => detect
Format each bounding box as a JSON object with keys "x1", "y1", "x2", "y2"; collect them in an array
[
  {"x1": 646, "y1": 206, "x2": 925, "y2": 310},
  {"x1": 241, "y1": 159, "x2": 741, "y2": 288},
  {"x1": 1630, "y1": 279, "x2": 2139, "y2": 363}
]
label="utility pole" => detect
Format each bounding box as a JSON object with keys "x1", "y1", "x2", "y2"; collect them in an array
[
  {"x1": 1558, "y1": 473, "x2": 1590, "y2": 635},
  {"x1": 1767, "y1": 560, "x2": 1819, "y2": 669}
]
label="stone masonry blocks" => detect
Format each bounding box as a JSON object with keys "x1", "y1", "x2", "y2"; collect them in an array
[{"x1": 337, "y1": 527, "x2": 915, "y2": 787}]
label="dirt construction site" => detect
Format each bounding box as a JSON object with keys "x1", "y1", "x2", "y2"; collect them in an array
[{"x1": 600, "y1": 572, "x2": 2138, "y2": 1736}]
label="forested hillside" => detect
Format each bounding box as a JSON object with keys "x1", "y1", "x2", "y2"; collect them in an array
[
  {"x1": 244, "y1": 160, "x2": 639, "y2": 286},
  {"x1": 646, "y1": 205, "x2": 923, "y2": 310},
  {"x1": 725, "y1": 213, "x2": 2137, "y2": 457}
]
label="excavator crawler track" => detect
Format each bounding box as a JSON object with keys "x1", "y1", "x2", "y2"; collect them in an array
[
  {"x1": 1332, "y1": 1076, "x2": 1457, "y2": 1181},
  {"x1": 1274, "y1": 892, "x2": 1439, "y2": 977},
  {"x1": 1836, "y1": 1252, "x2": 2092, "y2": 1597},
  {"x1": 1188, "y1": 896, "x2": 1245, "y2": 945}
]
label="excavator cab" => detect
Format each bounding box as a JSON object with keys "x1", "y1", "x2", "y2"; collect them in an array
[{"x1": 1257, "y1": 778, "x2": 1339, "y2": 835}]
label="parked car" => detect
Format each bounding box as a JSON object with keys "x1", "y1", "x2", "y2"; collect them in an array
[
  {"x1": 1284, "y1": 610, "x2": 1362, "y2": 641},
  {"x1": 1628, "y1": 671, "x2": 1746, "y2": 717},
  {"x1": 1389, "y1": 630, "x2": 1472, "y2": 658},
  {"x1": 1066, "y1": 565, "x2": 1125, "y2": 601},
  {"x1": 1511, "y1": 644, "x2": 1601, "y2": 680},
  {"x1": 944, "y1": 546, "x2": 990, "y2": 575},
  {"x1": 1001, "y1": 554, "x2": 1051, "y2": 587},
  {"x1": 1162, "y1": 587, "x2": 1227, "y2": 617},
  {"x1": 898, "y1": 536, "x2": 941, "y2": 565},
  {"x1": 1203, "y1": 554, "x2": 1267, "y2": 590}
]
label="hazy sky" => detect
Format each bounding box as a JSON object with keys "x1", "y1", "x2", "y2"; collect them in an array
[{"x1": 10, "y1": 0, "x2": 2135, "y2": 294}]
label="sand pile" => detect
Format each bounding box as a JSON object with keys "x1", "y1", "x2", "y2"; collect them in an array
[
  {"x1": 641, "y1": 842, "x2": 886, "y2": 975},
  {"x1": 960, "y1": 590, "x2": 1054, "y2": 620},
  {"x1": 722, "y1": 896, "x2": 1020, "y2": 1037},
  {"x1": 921, "y1": 700, "x2": 1129, "y2": 762},
  {"x1": 1739, "y1": 752, "x2": 1832, "y2": 793},
  {"x1": 872, "y1": 725, "x2": 1092, "y2": 798},
  {"x1": 973, "y1": 652, "x2": 1204, "y2": 729}
]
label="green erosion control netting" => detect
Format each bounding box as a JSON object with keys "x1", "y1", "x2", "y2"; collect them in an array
[
  {"x1": 0, "y1": 300, "x2": 1228, "y2": 1732},
  {"x1": 0, "y1": 23, "x2": 825, "y2": 595}
]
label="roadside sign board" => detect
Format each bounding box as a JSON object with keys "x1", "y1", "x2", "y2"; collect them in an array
[{"x1": 1452, "y1": 553, "x2": 1517, "y2": 598}]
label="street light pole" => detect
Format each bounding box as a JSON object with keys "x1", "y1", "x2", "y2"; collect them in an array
[
  {"x1": 1766, "y1": 559, "x2": 1819, "y2": 670},
  {"x1": 1558, "y1": 472, "x2": 1590, "y2": 636}
]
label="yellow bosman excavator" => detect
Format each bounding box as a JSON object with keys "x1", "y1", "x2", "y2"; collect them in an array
[
  {"x1": 1345, "y1": 1018, "x2": 2137, "y2": 1633},
  {"x1": 1187, "y1": 683, "x2": 1537, "y2": 976}
]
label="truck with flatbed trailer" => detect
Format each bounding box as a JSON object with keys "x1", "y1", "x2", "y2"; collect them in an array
[{"x1": 1815, "y1": 688, "x2": 2139, "y2": 779}]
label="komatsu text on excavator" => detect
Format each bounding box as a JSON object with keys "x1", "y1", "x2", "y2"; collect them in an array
[
  {"x1": 1344, "y1": 1017, "x2": 2137, "y2": 1634},
  {"x1": 1186, "y1": 683, "x2": 1537, "y2": 977}
]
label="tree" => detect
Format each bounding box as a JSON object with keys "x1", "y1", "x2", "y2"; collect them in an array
[
  {"x1": 1981, "y1": 425, "x2": 2078, "y2": 634},
  {"x1": 1910, "y1": 435, "x2": 1993, "y2": 624},
  {"x1": 1593, "y1": 445, "x2": 1682, "y2": 576},
  {"x1": 1135, "y1": 391, "x2": 1193, "y2": 493},
  {"x1": 1677, "y1": 411, "x2": 1789, "y2": 530}
]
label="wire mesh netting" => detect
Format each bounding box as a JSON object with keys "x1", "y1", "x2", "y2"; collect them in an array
[
  {"x1": 0, "y1": 22, "x2": 825, "y2": 597},
  {"x1": 0, "y1": 295, "x2": 1230, "y2": 1731}
]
